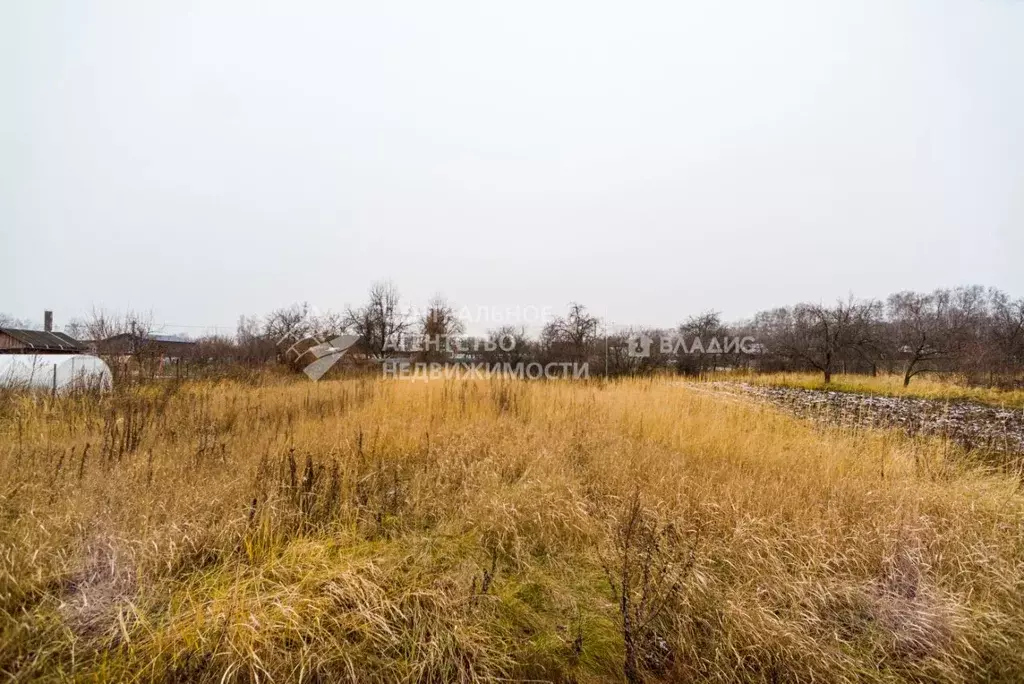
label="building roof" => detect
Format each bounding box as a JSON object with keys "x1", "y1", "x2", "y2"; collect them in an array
[
  {"x1": 148, "y1": 333, "x2": 195, "y2": 344},
  {"x1": 102, "y1": 332, "x2": 196, "y2": 345},
  {"x1": 0, "y1": 328, "x2": 86, "y2": 353}
]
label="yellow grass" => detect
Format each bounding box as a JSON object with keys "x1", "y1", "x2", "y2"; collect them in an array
[
  {"x1": 1, "y1": 376, "x2": 1023, "y2": 682},
  {"x1": 708, "y1": 371, "x2": 1024, "y2": 409}
]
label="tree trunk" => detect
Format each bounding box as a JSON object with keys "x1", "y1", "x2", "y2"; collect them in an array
[
  {"x1": 824, "y1": 368, "x2": 832, "y2": 384},
  {"x1": 903, "y1": 367, "x2": 912, "y2": 387},
  {"x1": 624, "y1": 647, "x2": 640, "y2": 684}
]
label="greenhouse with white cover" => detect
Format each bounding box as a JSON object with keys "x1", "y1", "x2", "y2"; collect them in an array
[{"x1": 0, "y1": 354, "x2": 112, "y2": 392}]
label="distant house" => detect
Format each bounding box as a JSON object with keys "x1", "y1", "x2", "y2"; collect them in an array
[
  {"x1": 0, "y1": 327, "x2": 86, "y2": 354},
  {"x1": 97, "y1": 333, "x2": 198, "y2": 359}
]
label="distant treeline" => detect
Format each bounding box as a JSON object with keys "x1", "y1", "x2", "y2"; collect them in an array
[{"x1": 8, "y1": 283, "x2": 1021, "y2": 387}]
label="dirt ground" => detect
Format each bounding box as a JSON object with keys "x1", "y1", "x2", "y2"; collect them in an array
[{"x1": 706, "y1": 382, "x2": 1024, "y2": 461}]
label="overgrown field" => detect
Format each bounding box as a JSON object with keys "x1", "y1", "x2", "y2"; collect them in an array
[
  {"x1": 2, "y1": 377, "x2": 1023, "y2": 682},
  {"x1": 709, "y1": 371, "x2": 1024, "y2": 409}
]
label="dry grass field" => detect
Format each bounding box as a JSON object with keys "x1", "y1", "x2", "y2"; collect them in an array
[{"x1": 2, "y1": 376, "x2": 1024, "y2": 682}]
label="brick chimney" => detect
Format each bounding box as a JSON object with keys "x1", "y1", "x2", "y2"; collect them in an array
[{"x1": 44, "y1": 311, "x2": 53, "y2": 332}]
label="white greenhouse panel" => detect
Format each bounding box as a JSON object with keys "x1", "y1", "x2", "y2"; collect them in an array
[{"x1": 0, "y1": 354, "x2": 113, "y2": 391}]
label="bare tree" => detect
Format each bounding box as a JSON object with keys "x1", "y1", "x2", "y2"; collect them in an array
[
  {"x1": 62, "y1": 318, "x2": 89, "y2": 340},
  {"x1": 741, "y1": 285, "x2": 1023, "y2": 385},
  {"x1": 767, "y1": 297, "x2": 880, "y2": 383},
  {"x1": 63, "y1": 308, "x2": 155, "y2": 358},
  {"x1": 418, "y1": 295, "x2": 465, "y2": 362},
  {"x1": 601, "y1": 325, "x2": 673, "y2": 377},
  {"x1": 60, "y1": 308, "x2": 155, "y2": 382},
  {"x1": 344, "y1": 281, "x2": 411, "y2": 358},
  {"x1": 235, "y1": 314, "x2": 276, "y2": 366},
  {"x1": 676, "y1": 311, "x2": 726, "y2": 376},
  {"x1": 989, "y1": 289, "x2": 1024, "y2": 382},
  {"x1": 65, "y1": 307, "x2": 148, "y2": 345},
  {"x1": 263, "y1": 304, "x2": 348, "y2": 371},
  {"x1": 480, "y1": 325, "x2": 532, "y2": 366},
  {"x1": 543, "y1": 302, "x2": 600, "y2": 364},
  {"x1": 0, "y1": 313, "x2": 33, "y2": 329},
  {"x1": 237, "y1": 314, "x2": 262, "y2": 343},
  {"x1": 263, "y1": 303, "x2": 315, "y2": 342},
  {"x1": 887, "y1": 287, "x2": 983, "y2": 387},
  {"x1": 750, "y1": 307, "x2": 795, "y2": 373}
]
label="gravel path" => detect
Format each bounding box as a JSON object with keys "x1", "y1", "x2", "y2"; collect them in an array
[{"x1": 705, "y1": 382, "x2": 1024, "y2": 459}]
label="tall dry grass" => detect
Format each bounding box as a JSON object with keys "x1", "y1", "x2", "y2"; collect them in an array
[{"x1": 1, "y1": 376, "x2": 1023, "y2": 682}]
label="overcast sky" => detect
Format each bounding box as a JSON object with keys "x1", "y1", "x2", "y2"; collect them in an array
[{"x1": 2, "y1": 0, "x2": 1022, "y2": 335}]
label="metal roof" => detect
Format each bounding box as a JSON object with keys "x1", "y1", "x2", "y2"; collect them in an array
[
  {"x1": 101, "y1": 332, "x2": 195, "y2": 344},
  {"x1": 147, "y1": 334, "x2": 195, "y2": 344},
  {"x1": 0, "y1": 328, "x2": 86, "y2": 353}
]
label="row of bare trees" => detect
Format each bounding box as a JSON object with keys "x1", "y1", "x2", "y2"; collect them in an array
[
  {"x1": 751, "y1": 286, "x2": 1024, "y2": 386},
  {"x1": 243, "y1": 284, "x2": 608, "y2": 374},
  {"x1": 9, "y1": 283, "x2": 1021, "y2": 386}
]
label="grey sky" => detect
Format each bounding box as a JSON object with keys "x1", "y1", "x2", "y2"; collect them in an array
[{"x1": 2, "y1": 0, "x2": 1021, "y2": 336}]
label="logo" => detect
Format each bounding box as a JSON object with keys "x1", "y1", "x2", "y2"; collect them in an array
[
  {"x1": 277, "y1": 331, "x2": 361, "y2": 381},
  {"x1": 624, "y1": 333, "x2": 759, "y2": 357},
  {"x1": 626, "y1": 333, "x2": 653, "y2": 358}
]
